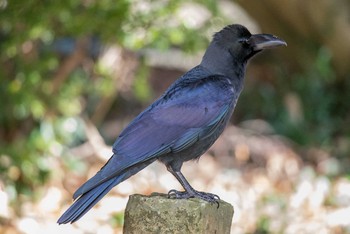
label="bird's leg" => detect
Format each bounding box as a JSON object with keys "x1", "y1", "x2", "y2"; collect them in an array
[{"x1": 166, "y1": 165, "x2": 220, "y2": 203}]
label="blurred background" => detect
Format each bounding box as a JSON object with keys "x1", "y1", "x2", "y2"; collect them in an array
[{"x1": 1, "y1": 0, "x2": 350, "y2": 233}]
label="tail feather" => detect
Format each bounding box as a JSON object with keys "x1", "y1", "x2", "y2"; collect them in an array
[
  {"x1": 58, "y1": 176, "x2": 120, "y2": 224},
  {"x1": 58, "y1": 159, "x2": 156, "y2": 224}
]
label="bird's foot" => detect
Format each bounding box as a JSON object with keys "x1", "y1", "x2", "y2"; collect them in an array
[{"x1": 168, "y1": 189, "x2": 220, "y2": 206}]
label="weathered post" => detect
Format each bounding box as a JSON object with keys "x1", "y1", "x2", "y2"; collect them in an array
[{"x1": 123, "y1": 193, "x2": 234, "y2": 234}]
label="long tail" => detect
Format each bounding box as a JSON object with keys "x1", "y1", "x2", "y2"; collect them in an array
[
  {"x1": 57, "y1": 176, "x2": 121, "y2": 224},
  {"x1": 57, "y1": 160, "x2": 154, "y2": 224}
]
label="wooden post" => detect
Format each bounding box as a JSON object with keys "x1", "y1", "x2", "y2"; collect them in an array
[{"x1": 123, "y1": 193, "x2": 234, "y2": 234}]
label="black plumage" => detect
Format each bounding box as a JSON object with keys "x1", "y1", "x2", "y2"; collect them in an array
[{"x1": 58, "y1": 24, "x2": 286, "y2": 224}]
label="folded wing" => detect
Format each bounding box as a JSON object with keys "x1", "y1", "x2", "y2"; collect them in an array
[{"x1": 73, "y1": 75, "x2": 234, "y2": 199}]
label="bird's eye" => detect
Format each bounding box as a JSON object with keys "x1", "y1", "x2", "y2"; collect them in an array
[{"x1": 239, "y1": 39, "x2": 249, "y2": 46}]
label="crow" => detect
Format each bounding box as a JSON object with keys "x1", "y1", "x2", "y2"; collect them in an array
[{"x1": 58, "y1": 24, "x2": 286, "y2": 224}]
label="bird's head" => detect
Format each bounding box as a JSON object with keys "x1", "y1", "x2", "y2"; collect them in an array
[
  {"x1": 201, "y1": 24, "x2": 286, "y2": 77},
  {"x1": 213, "y1": 24, "x2": 287, "y2": 62}
]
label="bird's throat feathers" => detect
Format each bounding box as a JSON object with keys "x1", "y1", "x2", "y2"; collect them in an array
[{"x1": 200, "y1": 42, "x2": 246, "y2": 80}]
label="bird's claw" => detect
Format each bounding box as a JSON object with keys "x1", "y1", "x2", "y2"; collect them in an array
[
  {"x1": 168, "y1": 189, "x2": 220, "y2": 207},
  {"x1": 168, "y1": 189, "x2": 192, "y2": 199}
]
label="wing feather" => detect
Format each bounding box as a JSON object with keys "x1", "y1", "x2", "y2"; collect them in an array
[{"x1": 74, "y1": 75, "x2": 235, "y2": 197}]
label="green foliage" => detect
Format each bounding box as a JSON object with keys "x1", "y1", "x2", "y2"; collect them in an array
[
  {"x1": 279, "y1": 48, "x2": 337, "y2": 144},
  {"x1": 111, "y1": 212, "x2": 125, "y2": 228},
  {"x1": 133, "y1": 61, "x2": 153, "y2": 103},
  {"x1": 240, "y1": 47, "x2": 348, "y2": 155},
  {"x1": 255, "y1": 216, "x2": 270, "y2": 234}
]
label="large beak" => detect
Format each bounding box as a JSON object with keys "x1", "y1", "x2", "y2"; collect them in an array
[{"x1": 249, "y1": 34, "x2": 287, "y2": 51}]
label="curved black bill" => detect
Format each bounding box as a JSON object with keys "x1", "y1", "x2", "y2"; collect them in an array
[{"x1": 249, "y1": 34, "x2": 287, "y2": 51}]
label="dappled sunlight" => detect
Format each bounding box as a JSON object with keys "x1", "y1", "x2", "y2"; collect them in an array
[{"x1": 3, "y1": 124, "x2": 350, "y2": 233}]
